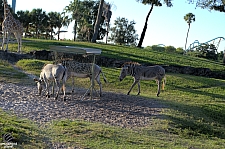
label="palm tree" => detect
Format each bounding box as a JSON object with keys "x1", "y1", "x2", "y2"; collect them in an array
[
  {"x1": 91, "y1": 0, "x2": 104, "y2": 43},
  {"x1": 184, "y1": 13, "x2": 195, "y2": 50},
  {"x1": 136, "y1": 0, "x2": 172, "y2": 48},
  {"x1": 48, "y1": 12, "x2": 58, "y2": 40},
  {"x1": 16, "y1": 10, "x2": 31, "y2": 38},
  {"x1": 63, "y1": 0, "x2": 83, "y2": 41},
  {"x1": 55, "y1": 12, "x2": 70, "y2": 40},
  {"x1": 102, "y1": 2, "x2": 112, "y2": 44}
]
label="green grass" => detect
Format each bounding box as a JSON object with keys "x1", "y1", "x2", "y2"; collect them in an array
[
  {"x1": 0, "y1": 109, "x2": 49, "y2": 149},
  {"x1": 1, "y1": 39, "x2": 225, "y2": 148},
  {"x1": 0, "y1": 60, "x2": 30, "y2": 85},
  {"x1": 8, "y1": 38, "x2": 225, "y2": 72}
]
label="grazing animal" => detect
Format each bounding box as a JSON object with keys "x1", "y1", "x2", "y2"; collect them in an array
[
  {"x1": 119, "y1": 62, "x2": 166, "y2": 97},
  {"x1": 2, "y1": 0, "x2": 23, "y2": 53},
  {"x1": 34, "y1": 64, "x2": 67, "y2": 100},
  {"x1": 61, "y1": 60, "x2": 107, "y2": 97}
]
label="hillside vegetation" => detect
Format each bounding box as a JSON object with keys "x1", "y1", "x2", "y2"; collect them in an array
[
  {"x1": 0, "y1": 39, "x2": 225, "y2": 148},
  {"x1": 8, "y1": 39, "x2": 225, "y2": 72}
]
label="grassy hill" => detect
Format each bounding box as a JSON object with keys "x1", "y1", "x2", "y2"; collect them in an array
[
  {"x1": 0, "y1": 39, "x2": 225, "y2": 148},
  {"x1": 7, "y1": 38, "x2": 225, "y2": 71}
]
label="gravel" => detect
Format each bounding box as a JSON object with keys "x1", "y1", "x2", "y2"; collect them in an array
[{"x1": 0, "y1": 82, "x2": 164, "y2": 128}]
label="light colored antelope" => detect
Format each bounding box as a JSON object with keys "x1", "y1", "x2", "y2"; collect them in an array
[
  {"x1": 61, "y1": 60, "x2": 107, "y2": 97},
  {"x1": 33, "y1": 64, "x2": 67, "y2": 100},
  {"x1": 119, "y1": 62, "x2": 166, "y2": 97}
]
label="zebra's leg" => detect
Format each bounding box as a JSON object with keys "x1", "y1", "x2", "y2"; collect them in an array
[
  {"x1": 54, "y1": 79, "x2": 60, "y2": 100},
  {"x1": 60, "y1": 80, "x2": 66, "y2": 101},
  {"x1": 72, "y1": 77, "x2": 75, "y2": 93},
  {"x1": 137, "y1": 81, "x2": 141, "y2": 95},
  {"x1": 45, "y1": 81, "x2": 50, "y2": 98},
  {"x1": 128, "y1": 80, "x2": 139, "y2": 95},
  {"x1": 96, "y1": 76, "x2": 102, "y2": 97},
  {"x1": 156, "y1": 80, "x2": 161, "y2": 97},
  {"x1": 52, "y1": 81, "x2": 55, "y2": 96}
]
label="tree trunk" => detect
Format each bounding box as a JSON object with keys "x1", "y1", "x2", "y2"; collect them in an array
[
  {"x1": 91, "y1": 0, "x2": 104, "y2": 43},
  {"x1": 137, "y1": 3, "x2": 154, "y2": 48},
  {"x1": 73, "y1": 20, "x2": 77, "y2": 41},
  {"x1": 105, "y1": 22, "x2": 109, "y2": 44},
  {"x1": 185, "y1": 24, "x2": 190, "y2": 50},
  {"x1": 57, "y1": 28, "x2": 60, "y2": 40}
]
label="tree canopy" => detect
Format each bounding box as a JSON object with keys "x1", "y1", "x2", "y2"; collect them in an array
[
  {"x1": 188, "y1": 0, "x2": 225, "y2": 12},
  {"x1": 109, "y1": 17, "x2": 138, "y2": 45}
]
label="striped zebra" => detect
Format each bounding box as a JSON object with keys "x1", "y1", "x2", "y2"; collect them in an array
[
  {"x1": 119, "y1": 62, "x2": 166, "y2": 97},
  {"x1": 33, "y1": 64, "x2": 67, "y2": 101},
  {"x1": 61, "y1": 60, "x2": 107, "y2": 97}
]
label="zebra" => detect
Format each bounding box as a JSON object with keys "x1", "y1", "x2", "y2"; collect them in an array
[
  {"x1": 33, "y1": 63, "x2": 67, "y2": 101},
  {"x1": 61, "y1": 60, "x2": 107, "y2": 97},
  {"x1": 119, "y1": 62, "x2": 166, "y2": 97}
]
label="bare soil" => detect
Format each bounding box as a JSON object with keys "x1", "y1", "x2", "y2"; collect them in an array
[{"x1": 0, "y1": 82, "x2": 165, "y2": 128}]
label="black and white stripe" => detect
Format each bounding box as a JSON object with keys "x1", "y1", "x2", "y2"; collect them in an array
[{"x1": 119, "y1": 62, "x2": 166, "y2": 97}]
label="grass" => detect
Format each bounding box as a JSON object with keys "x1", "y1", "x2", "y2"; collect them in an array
[
  {"x1": 8, "y1": 38, "x2": 225, "y2": 72},
  {"x1": 0, "y1": 39, "x2": 225, "y2": 148},
  {"x1": 0, "y1": 60, "x2": 31, "y2": 85},
  {"x1": 0, "y1": 109, "x2": 49, "y2": 149}
]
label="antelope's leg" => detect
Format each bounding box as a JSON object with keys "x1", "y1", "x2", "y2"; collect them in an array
[{"x1": 128, "y1": 80, "x2": 139, "y2": 95}]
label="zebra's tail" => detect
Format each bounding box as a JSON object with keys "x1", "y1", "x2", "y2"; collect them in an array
[
  {"x1": 95, "y1": 69, "x2": 108, "y2": 83},
  {"x1": 162, "y1": 76, "x2": 166, "y2": 90},
  {"x1": 100, "y1": 69, "x2": 108, "y2": 83}
]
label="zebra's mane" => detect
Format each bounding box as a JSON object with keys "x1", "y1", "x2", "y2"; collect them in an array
[{"x1": 122, "y1": 62, "x2": 141, "y2": 67}]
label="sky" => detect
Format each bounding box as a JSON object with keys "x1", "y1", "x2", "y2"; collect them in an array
[{"x1": 9, "y1": 0, "x2": 225, "y2": 51}]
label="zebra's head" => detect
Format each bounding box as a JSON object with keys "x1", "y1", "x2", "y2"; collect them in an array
[
  {"x1": 33, "y1": 78, "x2": 44, "y2": 95},
  {"x1": 119, "y1": 65, "x2": 129, "y2": 81}
]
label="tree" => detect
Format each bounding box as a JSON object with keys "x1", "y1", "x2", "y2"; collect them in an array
[
  {"x1": 55, "y1": 12, "x2": 70, "y2": 40},
  {"x1": 63, "y1": 0, "x2": 83, "y2": 41},
  {"x1": 48, "y1": 12, "x2": 58, "y2": 40},
  {"x1": 91, "y1": 0, "x2": 104, "y2": 43},
  {"x1": 196, "y1": 43, "x2": 218, "y2": 60},
  {"x1": 184, "y1": 13, "x2": 195, "y2": 50},
  {"x1": 165, "y1": 45, "x2": 176, "y2": 52},
  {"x1": 187, "y1": 0, "x2": 225, "y2": 12},
  {"x1": 30, "y1": 9, "x2": 48, "y2": 38},
  {"x1": 136, "y1": 0, "x2": 173, "y2": 48},
  {"x1": 102, "y1": 2, "x2": 112, "y2": 44},
  {"x1": 109, "y1": 17, "x2": 138, "y2": 45},
  {"x1": 16, "y1": 10, "x2": 31, "y2": 38}
]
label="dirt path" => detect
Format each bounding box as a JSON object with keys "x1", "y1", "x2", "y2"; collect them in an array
[{"x1": 0, "y1": 82, "x2": 164, "y2": 128}]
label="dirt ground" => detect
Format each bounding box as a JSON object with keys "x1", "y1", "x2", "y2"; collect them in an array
[{"x1": 0, "y1": 82, "x2": 165, "y2": 128}]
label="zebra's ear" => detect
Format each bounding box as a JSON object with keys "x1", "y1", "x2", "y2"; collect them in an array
[
  {"x1": 33, "y1": 78, "x2": 39, "y2": 82},
  {"x1": 33, "y1": 78, "x2": 42, "y2": 83},
  {"x1": 123, "y1": 66, "x2": 128, "y2": 70}
]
